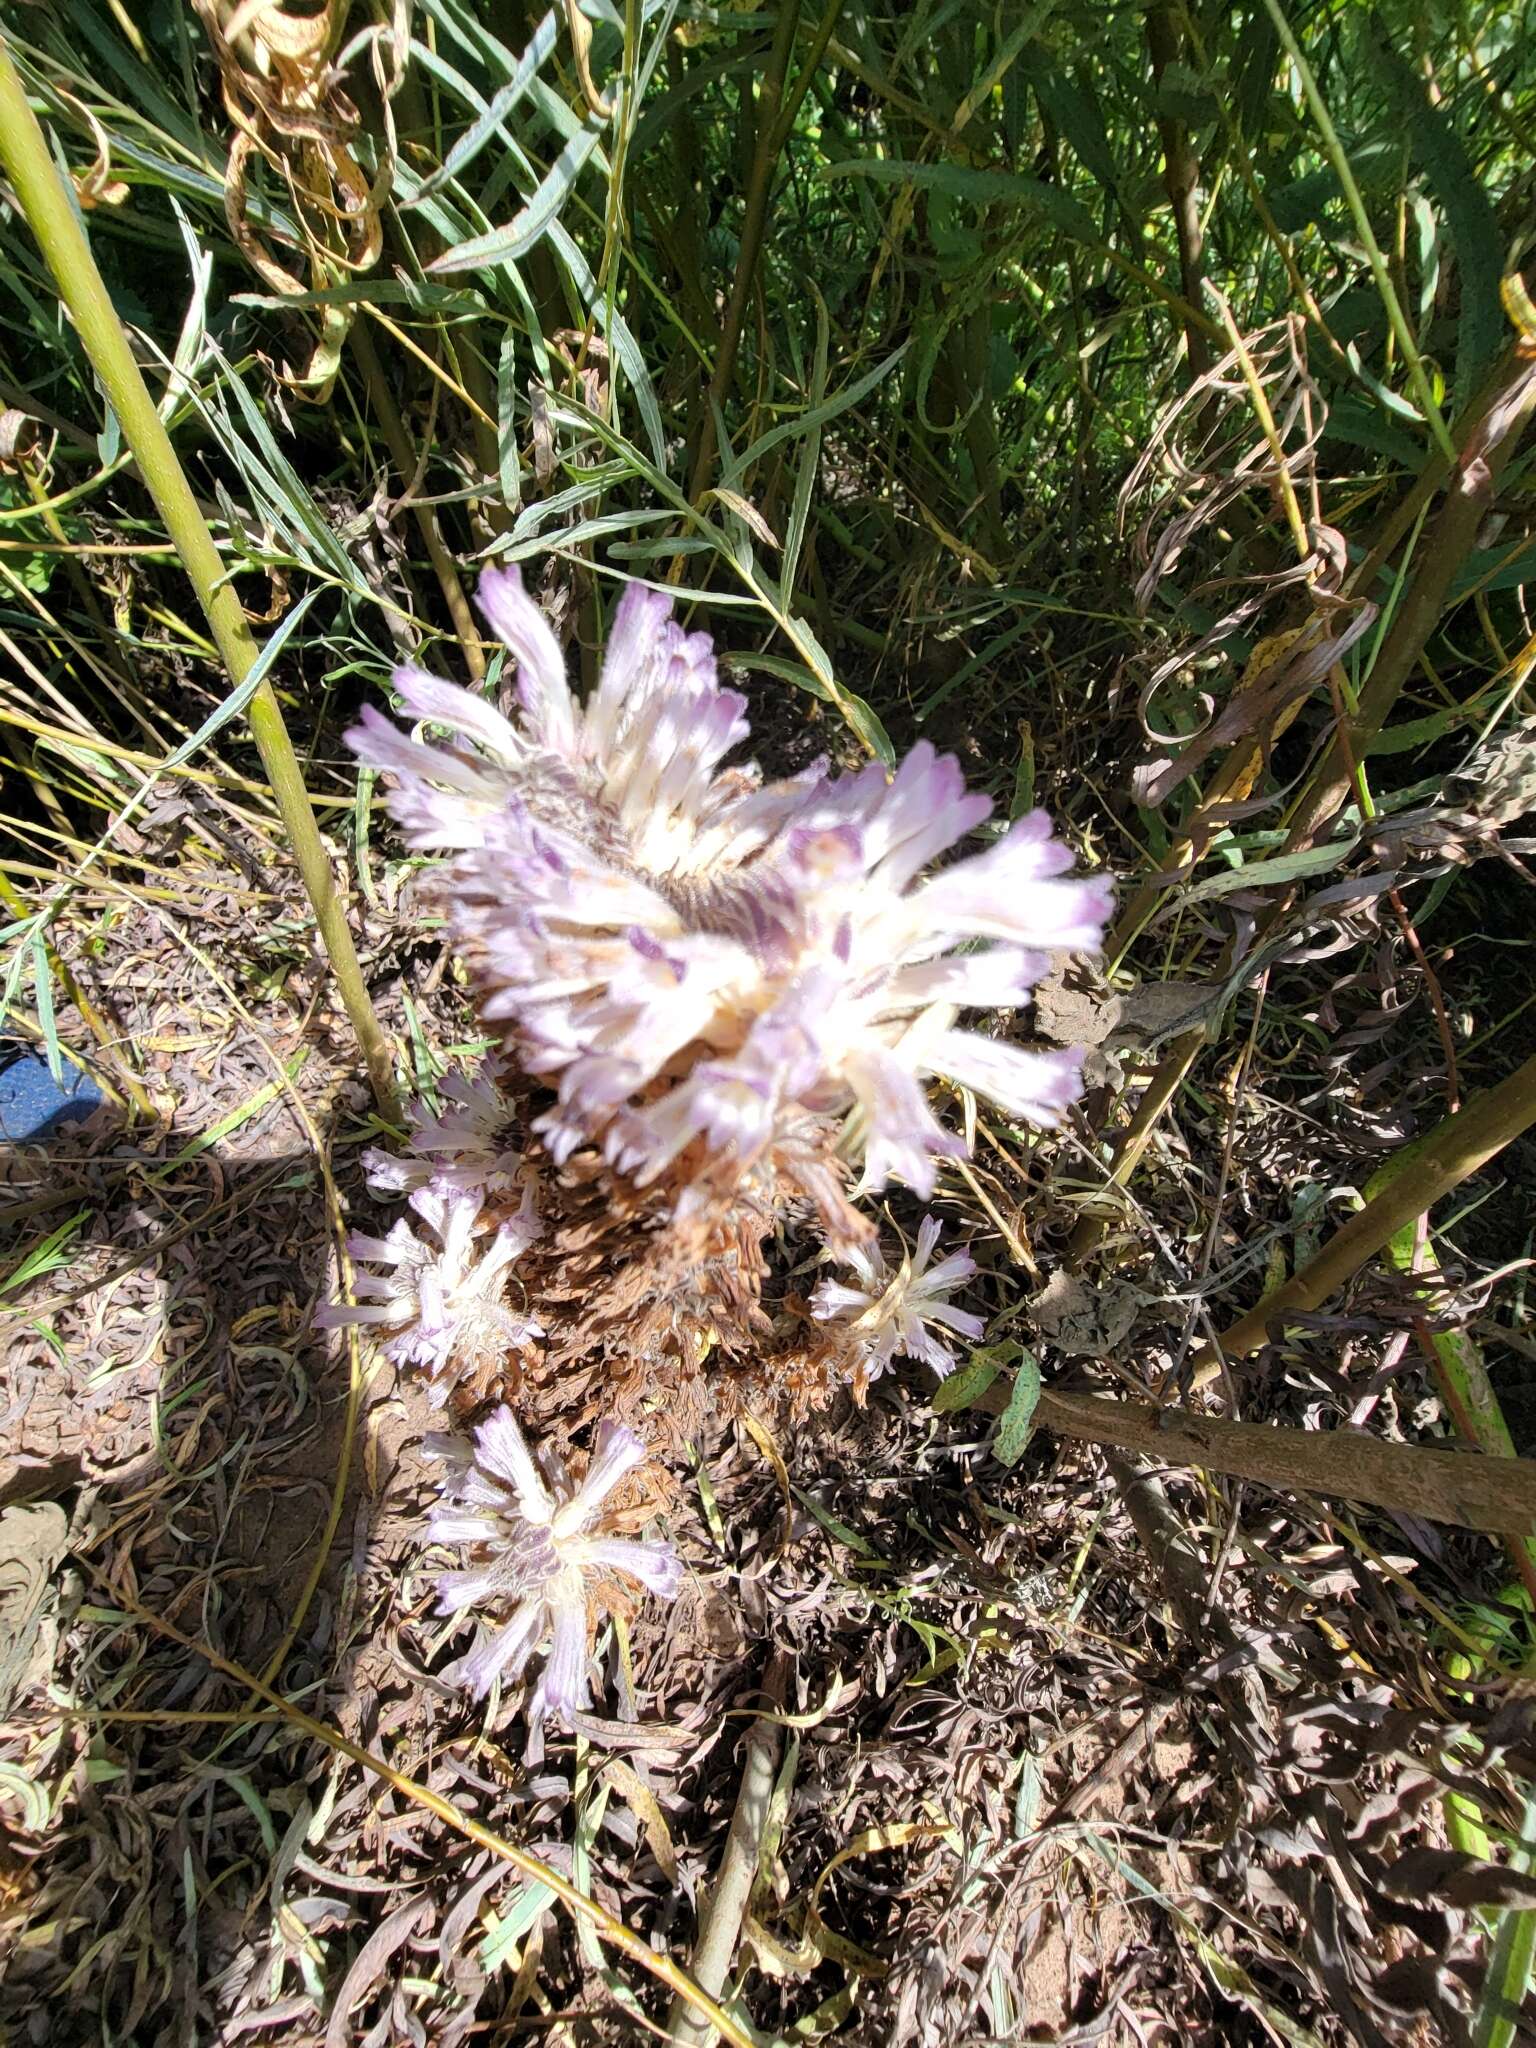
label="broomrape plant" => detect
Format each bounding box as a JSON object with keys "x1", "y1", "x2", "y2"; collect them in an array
[{"x1": 330, "y1": 570, "x2": 1109, "y2": 1727}]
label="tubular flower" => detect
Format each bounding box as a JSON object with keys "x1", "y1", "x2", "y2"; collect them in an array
[
  {"x1": 348, "y1": 569, "x2": 1111, "y2": 1214},
  {"x1": 811, "y1": 1215, "x2": 985, "y2": 1381},
  {"x1": 316, "y1": 1185, "x2": 542, "y2": 1400},
  {"x1": 363, "y1": 1060, "x2": 528, "y2": 1198},
  {"x1": 426, "y1": 1406, "x2": 681, "y2": 1745}
]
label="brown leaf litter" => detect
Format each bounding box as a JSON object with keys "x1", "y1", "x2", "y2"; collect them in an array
[{"x1": 0, "y1": 855, "x2": 1532, "y2": 2045}]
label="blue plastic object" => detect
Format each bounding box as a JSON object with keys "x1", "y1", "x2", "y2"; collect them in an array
[{"x1": 0, "y1": 1041, "x2": 105, "y2": 1142}]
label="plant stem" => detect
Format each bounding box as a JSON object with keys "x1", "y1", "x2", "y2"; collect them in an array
[
  {"x1": 1262, "y1": 0, "x2": 1455, "y2": 461},
  {"x1": 349, "y1": 315, "x2": 487, "y2": 679},
  {"x1": 1198, "y1": 1048, "x2": 1536, "y2": 1368},
  {"x1": 1293, "y1": 349, "x2": 1536, "y2": 846},
  {"x1": 1146, "y1": 2, "x2": 1210, "y2": 381},
  {"x1": 1032, "y1": 1386, "x2": 1536, "y2": 1538},
  {"x1": 684, "y1": 0, "x2": 848, "y2": 511},
  {"x1": 0, "y1": 36, "x2": 399, "y2": 1121},
  {"x1": 666, "y1": 1649, "x2": 789, "y2": 2048}
]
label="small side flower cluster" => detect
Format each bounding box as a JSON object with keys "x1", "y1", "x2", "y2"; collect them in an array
[
  {"x1": 316, "y1": 1072, "x2": 541, "y2": 1401},
  {"x1": 812, "y1": 1215, "x2": 985, "y2": 1383},
  {"x1": 428, "y1": 1406, "x2": 679, "y2": 1748},
  {"x1": 319, "y1": 1066, "x2": 682, "y2": 1734}
]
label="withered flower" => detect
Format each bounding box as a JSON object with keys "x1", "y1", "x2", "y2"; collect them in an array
[
  {"x1": 812, "y1": 1216, "x2": 985, "y2": 1381},
  {"x1": 427, "y1": 1407, "x2": 680, "y2": 1745}
]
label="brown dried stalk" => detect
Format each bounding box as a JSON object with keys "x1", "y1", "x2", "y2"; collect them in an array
[{"x1": 1033, "y1": 1388, "x2": 1536, "y2": 1539}]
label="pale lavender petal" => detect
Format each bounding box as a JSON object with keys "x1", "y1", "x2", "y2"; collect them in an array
[
  {"x1": 428, "y1": 1510, "x2": 503, "y2": 1545},
  {"x1": 919, "y1": 1301, "x2": 986, "y2": 1339},
  {"x1": 473, "y1": 1406, "x2": 553, "y2": 1520},
  {"x1": 529, "y1": 1600, "x2": 589, "y2": 1728},
  {"x1": 571, "y1": 1421, "x2": 648, "y2": 1520},
  {"x1": 930, "y1": 1031, "x2": 1084, "y2": 1126},
  {"x1": 392, "y1": 667, "x2": 522, "y2": 762},
  {"x1": 362, "y1": 1146, "x2": 414, "y2": 1193},
  {"x1": 437, "y1": 1565, "x2": 508, "y2": 1616},
  {"x1": 476, "y1": 566, "x2": 576, "y2": 755},
  {"x1": 882, "y1": 946, "x2": 1050, "y2": 1012},
  {"x1": 921, "y1": 1248, "x2": 979, "y2": 1293},
  {"x1": 313, "y1": 1302, "x2": 397, "y2": 1329},
  {"x1": 448, "y1": 1599, "x2": 543, "y2": 1697},
  {"x1": 587, "y1": 580, "x2": 674, "y2": 749},
  {"x1": 581, "y1": 1536, "x2": 683, "y2": 1600},
  {"x1": 843, "y1": 1046, "x2": 962, "y2": 1195},
  {"x1": 345, "y1": 705, "x2": 487, "y2": 796},
  {"x1": 900, "y1": 1321, "x2": 962, "y2": 1375},
  {"x1": 345, "y1": 1230, "x2": 405, "y2": 1264},
  {"x1": 811, "y1": 1278, "x2": 875, "y2": 1323},
  {"x1": 864, "y1": 742, "x2": 994, "y2": 890},
  {"x1": 914, "y1": 815, "x2": 1113, "y2": 950}
]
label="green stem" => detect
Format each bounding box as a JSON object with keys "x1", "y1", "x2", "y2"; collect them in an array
[
  {"x1": 349, "y1": 315, "x2": 486, "y2": 679},
  {"x1": 1146, "y1": 2, "x2": 1210, "y2": 382},
  {"x1": 0, "y1": 36, "x2": 399, "y2": 1121},
  {"x1": 1198, "y1": 1049, "x2": 1536, "y2": 1369},
  {"x1": 1262, "y1": 0, "x2": 1455, "y2": 462},
  {"x1": 684, "y1": 0, "x2": 845, "y2": 512}
]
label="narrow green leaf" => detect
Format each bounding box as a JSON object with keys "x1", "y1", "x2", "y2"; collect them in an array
[
  {"x1": 546, "y1": 222, "x2": 666, "y2": 466},
  {"x1": 820, "y1": 158, "x2": 1099, "y2": 245},
  {"x1": 428, "y1": 120, "x2": 608, "y2": 273},
  {"x1": 406, "y1": 11, "x2": 560, "y2": 203},
  {"x1": 1473, "y1": 1787, "x2": 1536, "y2": 2048},
  {"x1": 29, "y1": 929, "x2": 61, "y2": 1083},
  {"x1": 1367, "y1": 27, "x2": 1505, "y2": 403},
  {"x1": 230, "y1": 280, "x2": 483, "y2": 313},
  {"x1": 165, "y1": 590, "x2": 320, "y2": 769},
  {"x1": 495, "y1": 326, "x2": 520, "y2": 509},
  {"x1": 1034, "y1": 68, "x2": 1121, "y2": 200},
  {"x1": 781, "y1": 285, "x2": 829, "y2": 604},
  {"x1": 726, "y1": 343, "x2": 907, "y2": 480}
]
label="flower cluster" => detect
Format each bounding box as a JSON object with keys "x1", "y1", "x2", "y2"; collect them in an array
[
  {"x1": 348, "y1": 569, "x2": 1111, "y2": 1221},
  {"x1": 362, "y1": 1059, "x2": 527, "y2": 1197},
  {"x1": 426, "y1": 1406, "x2": 680, "y2": 1752},
  {"x1": 812, "y1": 1215, "x2": 985, "y2": 1382},
  {"x1": 328, "y1": 566, "x2": 1108, "y2": 1746},
  {"x1": 315, "y1": 1180, "x2": 541, "y2": 1400}
]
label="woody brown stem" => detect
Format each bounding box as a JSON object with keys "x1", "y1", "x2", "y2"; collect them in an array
[{"x1": 974, "y1": 1386, "x2": 1536, "y2": 1539}]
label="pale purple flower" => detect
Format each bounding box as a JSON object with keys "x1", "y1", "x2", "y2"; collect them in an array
[
  {"x1": 348, "y1": 568, "x2": 1112, "y2": 1212},
  {"x1": 363, "y1": 1060, "x2": 528, "y2": 1198},
  {"x1": 426, "y1": 1407, "x2": 681, "y2": 1747},
  {"x1": 316, "y1": 1185, "x2": 541, "y2": 1400},
  {"x1": 811, "y1": 1215, "x2": 985, "y2": 1380}
]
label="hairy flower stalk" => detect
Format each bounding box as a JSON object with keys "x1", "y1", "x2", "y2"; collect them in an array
[
  {"x1": 348, "y1": 569, "x2": 1112, "y2": 1235},
  {"x1": 427, "y1": 1406, "x2": 681, "y2": 1750}
]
